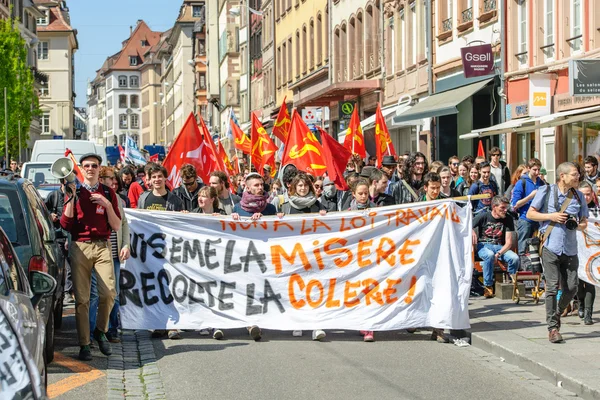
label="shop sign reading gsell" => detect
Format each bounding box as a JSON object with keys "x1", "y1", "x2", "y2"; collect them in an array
[
  {"x1": 529, "y1": 74, "x2": 552, "y2": 117},
  {"x1": 460, "y1": 44, "x2": 494, "y2": 78}
]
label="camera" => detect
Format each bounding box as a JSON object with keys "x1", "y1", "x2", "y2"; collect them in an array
[
  {"x1": 525, "y1": 237, "x2": 542, "y2": 273},
  {"x1": 565, "y1": 214, "x2": 579, "y2": 231}
]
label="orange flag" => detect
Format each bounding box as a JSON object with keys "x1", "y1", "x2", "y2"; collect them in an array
[
  {"x1": 318, "y1": 126, "x2": 352, "y2": 191},
  {"x1": 342, "y1": 106, "x2": 366, "y2": 158},
  {"x1": 64, "y1": 149, "x2": 85, "y2": 183},
  {"x1": 281, "y1": 112, "x2": 327, "y2": 176},
  {"x1": 231, "y1": 154, "x2": 240, "y2": 175},
  {"x1": 231, "y1": 118, "x2": 251, "y2": 155},
  {"x1": 272, "y1": 97, "x2": 291, "y2": 144},
  {"x1": 218, "y1": 140, "x2": 235, "y2": 176},
  {"x1": 375, "y1": 103, "x2": 397, "y2": 168},
  {"x1": 477, "y1": 139, "x2": 485, "y2": 158},
  {"x1": 250, "y1": 113, "x2": 278, "y2": 176}
]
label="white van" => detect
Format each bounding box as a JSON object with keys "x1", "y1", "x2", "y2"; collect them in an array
[{"x1": 22, "y1": 140, "x2": 106, "y2": 199}]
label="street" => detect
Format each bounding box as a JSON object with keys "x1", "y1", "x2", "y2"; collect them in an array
[{"x1": 47, "y1": 303, "x2": 578, "y2": 400}]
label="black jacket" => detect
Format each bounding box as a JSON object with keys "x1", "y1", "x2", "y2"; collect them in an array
[
  {"x1": 319, "y1": 195, "x2": 338, "y2": 212},
  {"x1": 45, "y1": 189, "x2": 65, "y2": 229},
  {"x1": 172, "y1": 181, "x2": 205, "y2": 211},
  {"x1": 390, "y1": 180, "x2": 418, "y2": 204},
  {"x1": 372, "y1": 193, "x2": 396, "y2": 207},
  {"x1": 489, "y1": 160, "x2": 511, "y2": 192}
]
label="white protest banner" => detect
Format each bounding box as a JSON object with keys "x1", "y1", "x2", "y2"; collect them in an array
[
  {"x1": 120, "y1": 200, "x2": 473, "y2": 331},
  {"x1": 577, "y1": 215, "x2": 600, "y2": 287},
  {"x1": 125, "y1": 135, "x2": 146, "y2": 166}
]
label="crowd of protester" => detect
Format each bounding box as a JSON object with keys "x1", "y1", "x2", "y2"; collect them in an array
[{"x1": 40, "y1": 146, "x2": 600, "y2": 360}]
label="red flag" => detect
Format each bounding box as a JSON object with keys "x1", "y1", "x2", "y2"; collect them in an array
[
  {"x1": 163, "y1": 113, "x2": 213, "y2": 187},
  {"x1": 149, "y1": 153, "x2": 159, "y2": 162},
  {"x1": 281, "y1": 112, "x2": 327, "y2": 176},
  {"x1": 118, "y1": 145, "x2": 125, "y2": 163},
  {"x1": 375, "y1": 103, "x2": 397, "y2": 168},
  {"x1": 199, "y1": 116, "x2": 227, "y2": 174},
  {"x1": 319, "y1": 126, "x2": 352, "y2": 191},
  {"x1": 272, "y1": 97, "x2": 291, "y2": 143},
  {"x1": 477, "y1": 140, "x2": 485, "y2": 158},
  {"x1": 231, "y1": 118, "x2": 251, "y2": 154},
  {"x1": 251, "y1": 113, "x2": 278, "y2": 176},
  {"x1": 64, "y1": 149, "x2": 85, "y2": 182},
  {"x1": 342, "y1": 106, "x2": 366, "y2": 159},
  {"x1": 218, "y1": 140, "x2": 235, "y2": 176},
  {"x1": 231, "y1": 154, "x2": 240, "y2": 175}
]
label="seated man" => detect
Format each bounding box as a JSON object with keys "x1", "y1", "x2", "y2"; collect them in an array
[{"x1": 472, "y1": 195, "x2": 520, "y2": 298}]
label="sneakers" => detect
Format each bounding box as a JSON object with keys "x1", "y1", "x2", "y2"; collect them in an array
[
  {"x1": 199, "y1": 328, "x2": 211, "y2": 336},
  {"x1": 363, "y1": 331, "x2": 374, "y2": 342},
  {"x1": 78, "y1": 345, "x2": 92, "y2": 361},
  {"x1": 213, "y1": 329, "x2": 224, "y2": 340},
  {"x1": 405, "y1": 328, "x2": 417, "y2": 334},
  {"x1": 64, "y1": 292, "x2": 75, "y2": 304},
  {"x1": 584, "y1": 308, "x2": 594, "y2": 325},
  {"x1": 106, "y1": 330, "x2": 120, "y2": 343},
  {"x1": 248, "y1": 325, "x2": 261, "y2": 341},
  {"x1": 93, "y1": 329, "x2": 112, "y2": 356},
  {"x1": 483, "y1": 286, "x2": 494, "y2": 298},
  {"x1": 292, "y1": 330, "x2": 303, "y2": 337},
  {"x1": 431, "y1": 329, "x2": 448, "y2": 343},
  {"x1": 167, "y1": 330, "x2": 181, "y2": 340},
  {"x1": 548, "y1": 329, "x2": 564, "y2": 343},
  {"x1": 312, "y1": 330, "x2": 326, "y2": 341}
]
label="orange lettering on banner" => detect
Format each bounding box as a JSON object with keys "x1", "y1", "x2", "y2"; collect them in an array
[
  {"x1": 376, "y1": 237, "x2": 396, "y2": 266},
  {"x1": 398, "y1": 239, "x2": 420, "y2": 265},
  {"x1": 368, "y1": 211, "x2": 378, "y2": 229},
  {"x1": 272, "y1": 244, "x2": 311, "y2": 274},
  {"x1": 340, "y1": 217, "x2": 353, "y2": 232},
  {"x1": 344, "y1": 280, "x2": 361, "y2": 307},
  {"x1": 384, "y1": 278, "x2": 402, "y2": 304},
  {"x1": 351, "y1": 216, "x2": 366, "y2": 229},
  {"x1": 405, "y1": 276, "x2": 417, "y2": 304},
  {"x1": 273, "y1": 220, "x2": 294, "y2": 232},
  {"x1": 306, "y1": 279, "x2": 325, "y2": 307},
  {"x1": 323, "y1": 238, "x2": 353, "y2": 267},
  {"x1": 357, "y1": 239, "x2": 373, "y2": 267},
  {"x1": 361, "y1": 279, "x2": 384, "y2": 305},
  {"x1": 312, "y1": 240, "x2": 326, "y2": 270},
  {"x1": 301, "y1": 219, "x2": 332, "y2": 234},
  {"x1": 289, "y1": 273, "x2": 306, "y2": 309},
  {"x1": 325, "y1": 278, "x2": 340, "y2": 307}
]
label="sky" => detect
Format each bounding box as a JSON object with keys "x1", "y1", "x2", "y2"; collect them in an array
[{"x1": 69, "y1": 0, "x2": 182, "y2": 108}]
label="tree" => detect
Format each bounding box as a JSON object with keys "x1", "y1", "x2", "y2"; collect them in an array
[{"x1": 0, "y1": 15, "x2": 38, "y2": 165}]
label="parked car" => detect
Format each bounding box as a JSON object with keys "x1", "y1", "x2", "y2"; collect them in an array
[
  {"x1": 0, "y1": 172, "x2": 66, "y2": 363},
  {"x1": 0, "y1": 226, "x2": 57, "y2": 398}
]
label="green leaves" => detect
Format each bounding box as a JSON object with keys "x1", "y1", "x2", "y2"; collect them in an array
[{"x1": 0, "y1": 16, "x2": 38, "y2": 163}]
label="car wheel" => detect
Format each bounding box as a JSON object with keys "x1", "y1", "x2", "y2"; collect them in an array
[
  {"x1": 45, "y1": 307, "x2": 55, "y2": 364},
  {"x1": 54, "y1": 292, "x2": 64, "y2": 330}
]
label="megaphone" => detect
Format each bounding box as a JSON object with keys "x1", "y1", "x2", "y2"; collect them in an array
[{"x1": 51, "y1": 157, "x2": 77, "y2": 183}]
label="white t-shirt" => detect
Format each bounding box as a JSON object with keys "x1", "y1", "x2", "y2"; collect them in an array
[{"x1": 490, "y1": 164, "x2": 504, "y2": 195}]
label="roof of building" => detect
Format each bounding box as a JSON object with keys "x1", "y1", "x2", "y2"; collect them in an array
[
  {"x1": 106, "y1": 20, "x2": 161, "y2": 72},
  {"x1": 35, "y1": 0, "x2": 75, "y2": 33}
]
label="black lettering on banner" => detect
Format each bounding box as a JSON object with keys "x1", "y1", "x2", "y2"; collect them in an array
[
  {"x1": 245, "y1": 283, "x2": 262, "y2": 316},
  {"x1": 129, "y1": 232, "x2": 140, "y2": 258},
  {"x1": 204, "y1": 238, "x2": 221, "y2": 269},
  {"x1": 148, "y1": 233, "x2": 167, "y2": 259},
  {"x1": 218, "y1": 281, "x2": 236, "y2": 311},
  {"x1": 241, "y1": 241, "x2": 267, "y2": 273},
  {"x1": 172, "y1": 275, "x2": 188, "y2": 303},
  {"x1": 157, "y1": 269, "x2": 174, "y2": 304},
  {"x1": 198, "y1": 281, "x2": 218, "y2": 307},
  {"x1": 188, "y1": 278, "x2": 205, "y2": 304},
  {"x1": 120, "y1": 269, "x2": 142, "y2": 307},
  {"x1": 224, "y1": 240, "x2": 242, "y2": 273},
  {"x1": 130, "y1": 232, "x2": 147, "y2": 262},
  {"x1": 261, "y1": 279, "x2": 285, "y2": 314},
  {"x1": 170, "y1": 237, "x2": 184, "y2": 264},
  {"x1": 182, "y1": 239, "x2": 206, "y2": 267},
  {"x1": 141, "y1": 272, "x2": 159, "y2": 306}
]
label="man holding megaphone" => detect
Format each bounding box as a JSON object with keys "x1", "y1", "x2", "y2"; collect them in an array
[{"x1": 59, "y1": 153, "x2": 122, "y2": 361}]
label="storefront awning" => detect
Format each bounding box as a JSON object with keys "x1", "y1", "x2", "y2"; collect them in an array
[
  {"x1": 460, "y1": 104, "x2": 600, "y2": 139},
  {"x1": 393, "y1": 79, "x2": 493, "y2": 124},
  {"x1": 295, "y1": 79, "x2": 382, "y2": 107},
  {"x1": 361, "y1": 104, "x2": 406, "y2": 130}
]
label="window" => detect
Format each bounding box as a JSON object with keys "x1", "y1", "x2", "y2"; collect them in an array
[
  {"x1": 440, "y1": 0, "x2": 453, "y2": 32},
  {"x1": 130, "y1": 95, "x2": 139, "y2": 109},
  {"x1": 570, "y1": 0, "x2": 582, "y2": 52},
  {"x1": 410, "y1": 1, "x2": 417, "y2": 65},
  {"x1": 129, "y1": 56, "x2": 138, "y2": 66},
  {"x1": 36, "y1": 9, "x2": 48, "y2": 25},
  {"x1": 287, "y1": 37, "x2": 292, "y2": 83},
  {"x1": 199, "y1": 73, "x2": 206, "y2": 89},
  {"x1": 41, "y1": 112, "x2": 50, "y2": 134},
  {"x1": 106, "y1": 77, "x2": 113, "y2": 90},
  {"x1": 119, "y1": 95, "x2": 127, "y2": 108},
  {"x1": 107, "y1": 96, "x2": 113, "y2": 110},
  {"x1": 543, "y1": 0, "x2": 554, "y2": 59},
  {"x1": 193, "y1": 5, "x2": 203, "y2": 17},
  {"x1": 517, "y1": 0, "x2": 528, "y2": 66},
  {"x1": 295, "y1": 31, "x2": 300, "y2": 78},
  {"x1": 198, "y1": 38, "x2": 206, "y2": 55},
  {"x1": 119, "y1": 114, "x2": 128, "y2": 129},
  {"x1": 37, "y1": 41, "x2": 48, "y2": 60},
  {"x1": 309, "y1": 19, "x2": 315, "y2": 69},
  {"x1": 130, "y1": 76, "x2": 139, "y2": 87},
  {"x1": 40, "y1": 79, "x2": 49, "y2": 96},
  {"x1": 131, "y1": 114, "x2": 139, "y2": 129},
  {"x1": 302, "y1": 25, "x2": 307, "y2": 75},
  {"x1": 118, "y1": 76, "x2": 127, "y2": 87},
  {"x1": 317, "y1": 13, "x2": 323, "y2": 65}
]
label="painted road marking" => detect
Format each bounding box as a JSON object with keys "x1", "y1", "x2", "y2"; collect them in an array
[{"x1": 47, "y1": 352, "x2": 105, "y2": 399}]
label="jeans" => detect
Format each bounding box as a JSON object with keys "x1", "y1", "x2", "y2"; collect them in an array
[
  {"x1": 578, "y1": 280, "x2": 596, "y2": 310},
  {"x1": 542, "y1": 248, "x2": 579, "y2": 331},
  {"x1": 477, "y1": 243, "x2": 520, "y2": 287},
  {"x1": 90, "y1": 257, "x2": 120, "y2": 338},
  {"x1": 516, "y1": 219, "x2": 538, "y2": 255}
]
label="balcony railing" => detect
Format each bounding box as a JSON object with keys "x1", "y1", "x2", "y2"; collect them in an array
[
  {"x1": 442, "y1": 18, "x2": 452, "y2": 32},
  {"x1": 462, "y1": 7, "x2": 473, "y2": 23},
  {"x1": 483, "y1": 0, "x2": 496, "y2": 13}
]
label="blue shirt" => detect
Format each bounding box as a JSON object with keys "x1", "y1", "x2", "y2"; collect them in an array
[
  {"x1": 468, "y1": 180, "x2": 498, "y2": 212},
  {"x1": 232, "y1": 202, "x2": 277, "y2": 217},
  {"x1": 510, "y1": 175, "x2": 545, "y2": 221},
  {"x1": 530, "y1": 185, "x2": 589, "y2": 256}
]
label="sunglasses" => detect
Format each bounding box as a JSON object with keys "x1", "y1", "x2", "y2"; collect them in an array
[
  {"x1": 491, "y1": 153, "x2": 501, "y2": 157},
  {"x1": 183, "y1": 181, "x2": 196, "y2": 186},
  {"x1": 452, "y1": 162, "x2": 459, "y2": 166},
  {"x1": 82, "y1": 163, "x2": 99, "y2": 169},
  {"x1": 314, "y1": 185, "x2": 322, "y2": 189}
]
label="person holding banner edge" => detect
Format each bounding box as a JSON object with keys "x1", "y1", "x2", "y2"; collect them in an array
[{"x1": 526, "y1": 162, "x2": 588, "y2": 344}]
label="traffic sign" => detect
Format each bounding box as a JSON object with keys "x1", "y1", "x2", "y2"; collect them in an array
[{"x1": 339, "y1": 101, "x2": 356, "y2": 120}]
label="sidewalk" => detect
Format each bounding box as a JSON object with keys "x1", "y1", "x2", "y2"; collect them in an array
[{"x1": 469, "y1": 295, "x2": 600, "y2": 400}]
